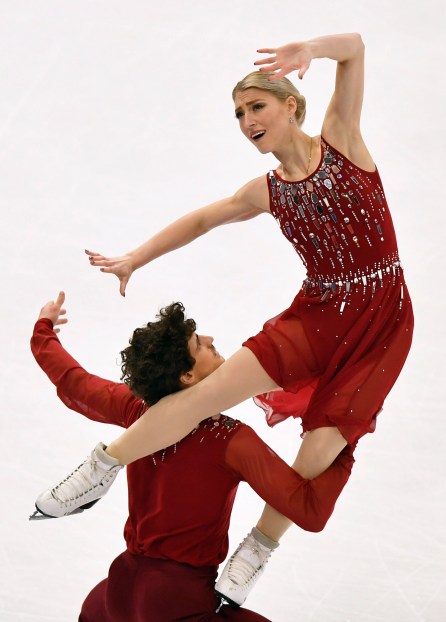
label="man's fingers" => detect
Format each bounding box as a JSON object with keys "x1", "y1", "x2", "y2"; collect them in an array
[
  {"x1": 56, "y1": 291, "x2": 65, "y2": 306},
  {"x1": 54, "y1": 317, "x2": 68, "y2": 326}
]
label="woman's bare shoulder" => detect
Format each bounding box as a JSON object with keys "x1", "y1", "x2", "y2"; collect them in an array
[{"x1": 236, "y1": 174, "x2": 271, "y2": 214}]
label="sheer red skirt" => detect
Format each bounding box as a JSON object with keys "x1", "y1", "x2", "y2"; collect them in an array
[{"x1": 243, "y1": 274, "x2": 413, "y2": 445}]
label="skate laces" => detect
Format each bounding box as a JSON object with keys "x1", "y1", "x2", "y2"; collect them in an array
[
  {"x1": 228, "y1": 535, "x2": 271, "y2": 586},
  {"x1": 51, "y1": 454, "x2": 110, "y2": 504}
]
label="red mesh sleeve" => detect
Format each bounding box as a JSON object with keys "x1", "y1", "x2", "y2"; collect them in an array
[
  {"x1": 225, "y1": 425, "x2": 354, "y2": 532},
  {"x1": 31, "y1": 318, "x2": 144, "y2": 428}
]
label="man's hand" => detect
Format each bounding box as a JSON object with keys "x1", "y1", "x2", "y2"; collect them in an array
[{"x1": 38, "y1": 291, "x2": 68, "y2": 334}]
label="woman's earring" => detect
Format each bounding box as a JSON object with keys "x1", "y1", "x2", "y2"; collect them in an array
[{"x1": 289, "y1": 117, "x2": 294, "y2": 124}]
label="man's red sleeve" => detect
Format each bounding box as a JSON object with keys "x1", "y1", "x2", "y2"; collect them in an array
[
  {"x1": 30, "y1": 318, "x2": 145, "y2": 428},
  {"x1": 225, "y1": 425, "x2": 354, "y2": 532}
]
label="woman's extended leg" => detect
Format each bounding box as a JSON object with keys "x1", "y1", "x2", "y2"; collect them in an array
[{"x1": 106, "y1": 347, "x2": 279, "y2": 465}]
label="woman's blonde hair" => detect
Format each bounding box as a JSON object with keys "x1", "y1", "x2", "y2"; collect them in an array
[{"x1": 232, "y1": 71, "x2": 306, "y2": 126}]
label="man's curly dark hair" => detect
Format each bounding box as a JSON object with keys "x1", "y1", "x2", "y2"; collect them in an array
[{"x1": 120, "y1": 302, "x2": 197, "y2": 405}]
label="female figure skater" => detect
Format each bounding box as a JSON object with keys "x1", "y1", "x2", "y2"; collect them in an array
[{"x1": 36, "y1": 33, "x2": 413, "y2": 606}]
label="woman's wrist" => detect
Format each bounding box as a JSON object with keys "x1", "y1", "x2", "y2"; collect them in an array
[
  {"x1": 127, "y1": 250, "x2": 142, "y2": 271},
  {"x1": 128, "y1": 243, "x2": 155, "y2": 271},
  {"x1": 307, "y1": 33, "x2": 363, "y2": 63}
]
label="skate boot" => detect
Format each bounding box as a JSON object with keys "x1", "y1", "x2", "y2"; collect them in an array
[
  {"x1": 215, "y1": 528, "x2": 278, "y2": 606},
  {"x1": 29, "y1": 442, "x2": 122, "y2": 520}
]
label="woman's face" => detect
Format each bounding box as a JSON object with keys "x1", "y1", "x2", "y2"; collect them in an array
[{"x1": 234, "y1": 88, "x2": 291, "y2": 153}]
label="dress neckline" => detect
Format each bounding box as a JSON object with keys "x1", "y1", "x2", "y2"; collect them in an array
[{"x1": 273, "y1": 136, "x2": 325, "y2": 185}]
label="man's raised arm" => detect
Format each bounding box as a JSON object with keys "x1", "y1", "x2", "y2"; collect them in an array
[{"x1": 31, "y1": 292, "x2": 145, "y2": 428}]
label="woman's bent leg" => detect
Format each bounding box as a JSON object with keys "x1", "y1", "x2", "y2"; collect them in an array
[
  {"x1": 107, "y1": 347, "x2": 279, "y2": 465},
  {"x1": 256, "y1": 426, "x2": 348, "y2": 540},
  {"x1": 216, "y1": 431, "x2": 353, "y2": 606}
]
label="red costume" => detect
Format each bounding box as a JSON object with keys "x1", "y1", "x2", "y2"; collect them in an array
[
  {"x1": 31, "y1": 318, "x2": 354, "y2": 621},
  {"x1": 244, "y1": 138, "x2": 414, "y2": 442}
]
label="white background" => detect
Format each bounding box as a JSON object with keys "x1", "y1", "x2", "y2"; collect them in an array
[{"x1": 1, "y1": 1, "x2": 445, "y2": 620}]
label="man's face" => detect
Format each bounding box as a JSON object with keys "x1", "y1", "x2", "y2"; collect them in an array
[{"x1": 184, "y1": 332, "x2": 225, "y2": 385}]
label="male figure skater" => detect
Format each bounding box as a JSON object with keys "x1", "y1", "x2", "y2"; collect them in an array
[{"x1": 31, "y1": 292, "x2": 354, "y2": 620}]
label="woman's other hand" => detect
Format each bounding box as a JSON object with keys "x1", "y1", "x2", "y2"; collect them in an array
[{"x1": 85, "y1": 249, "x2": 134, "y2": 297}]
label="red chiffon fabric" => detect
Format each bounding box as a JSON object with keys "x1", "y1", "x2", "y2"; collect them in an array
[{"x1": 244, "y1": 138, "x2": 414, "y2": 444}]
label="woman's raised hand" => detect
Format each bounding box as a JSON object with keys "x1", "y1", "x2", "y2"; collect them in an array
[
  {"x1": 254, "y1": 42, "x2": 312, "y2": 80},
  {"x1": 85, "y1": 249, "x2": 134, "y2": 297}
]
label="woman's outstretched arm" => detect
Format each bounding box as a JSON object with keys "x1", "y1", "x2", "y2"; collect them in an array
[{"x1": 86, "y1": 176, "x2": 269, "y2": 296}]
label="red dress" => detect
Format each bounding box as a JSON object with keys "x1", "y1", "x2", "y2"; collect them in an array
[{"x1": 243, "y1": 137, "x2": 414, "y2": 444}]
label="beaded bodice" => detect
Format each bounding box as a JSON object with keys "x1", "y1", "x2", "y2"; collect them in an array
[{"x1": 268, "y1": 137, "x2": 400, "y2": 287}]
